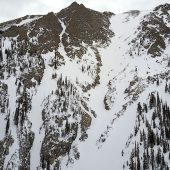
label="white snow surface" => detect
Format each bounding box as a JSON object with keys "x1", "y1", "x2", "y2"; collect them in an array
[{"x1": 16, "y1": 16, "x2": 41, "y2": 26}]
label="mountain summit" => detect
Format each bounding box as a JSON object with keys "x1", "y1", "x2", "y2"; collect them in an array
[{"x1": 0, "y1": 2, "x2": 170, "y2": 170}]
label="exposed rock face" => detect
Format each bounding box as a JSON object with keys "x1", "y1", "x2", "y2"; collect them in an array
[
  {"x1": 0, "y1": 136, "x2": 14, "y2": 169},
  {"x1": 154, "y1": 3, "x2": 170, "y2": 12},
  {"x1": 29, "y1": 12, "x2": 62, "y2": 53},
  {"x1": 0, "y1": 82, "x2": 8, "y2": 113},
  {"x1": 1, "y1": 2, "x2": 113, "y2": 56},
  {"x1": 2, "y1": 13, "x2": 62, "y2": 54},
  {"x1": 58, "y1": 2, "x2": 114, "y2": 47},
  {"x1": 130, "y1": 3, "x2": 170, "y2": 57}
]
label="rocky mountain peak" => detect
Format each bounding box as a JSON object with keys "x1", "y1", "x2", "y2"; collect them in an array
[
  {"x1": 0, "y1": 2, "x2": 113, "y2": 55},
  {"x1": 129, "y1": 3, "x2": 170, "y2": 57},
  {"x1": 58, "y1": 1, "x2": 86, "y2": 18},
  {"x1": 57, "y1": 2, "x2": 114, "y2": 50},
  {"x1": 154, "y1": 3, "x2": 170, "y2": 12},
  {"x1": 69, "y1": 1, "x2": 85, "y2": 9}
]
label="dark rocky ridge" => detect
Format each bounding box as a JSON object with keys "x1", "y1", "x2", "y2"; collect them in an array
[
  {"x1": 130, "y1": 3, "x2": 170, "y2": 57},
  {"x1": 0, "y1": 15, "x2": 41, "y2": 31},
  {"x1": 58, "y1": 2, "x2": 114, "y2": 46},
  {"x1": 1, "y1": 2, "x2": 113, "y2": 55},
  {"x1": 28, "y1": 12, "x2": 62, "y2": 53},
  {"x1": 154, "y1": 3, "x2": 170, "y2": 12}
]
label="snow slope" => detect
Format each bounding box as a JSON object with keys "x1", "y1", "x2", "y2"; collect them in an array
[{"x1": 61, "y1": 9, "x2": 170, "y2": 170}]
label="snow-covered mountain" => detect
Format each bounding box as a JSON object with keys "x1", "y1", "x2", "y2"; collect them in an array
[{"x1": 0, "y1": 2, "x2": 170, "y2": 170}]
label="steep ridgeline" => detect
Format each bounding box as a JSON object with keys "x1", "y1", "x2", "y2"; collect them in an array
[{"x1": 0, "y1": 2, "x2": 170, "y2": 170}]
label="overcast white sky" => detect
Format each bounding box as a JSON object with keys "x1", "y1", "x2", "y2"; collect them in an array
[{"x1": 0, "y1": 0, "x2": 170, "y2": 23}]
